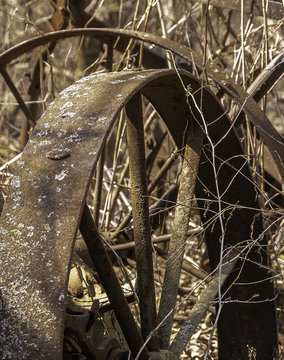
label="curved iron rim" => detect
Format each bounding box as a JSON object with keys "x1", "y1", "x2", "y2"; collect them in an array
[
  {"x1": 1, "y1": 27, "x2": 283, "y2": 186},
  {"x1": 0, "y1": 66, "x2": 277, "y2": 359}
]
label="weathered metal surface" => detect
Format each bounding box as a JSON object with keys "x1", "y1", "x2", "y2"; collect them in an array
[
  {"x1": 158, "y1": 126, "x2": 204, "y2": 348},
  {"x1": 68, "y1": 2, "x2": 169, "y2": 71},
  {"x1": 230, "y1": 51, "x2": 284, "y2": 184},
  {"x1": 79, "y1": 204, "x2": 149, "y2": 360},
  {"x1": 0, "y1": 28, "x2": 177, "y2": 67},
  {"x1": 64, "y1": 312, "x2": 122, "y2": 359},
  {"x1": 126, "y1": 94, "x2": 159, "y2": 351},
  {"x1": 1, "y1": 28, "x2": 282, "y2": 186},
  {"x1": 232, "y1": 51, "x2": 284, "y2": 126},
  {"x1": 248, "y1": 51, "x2": 284, "y2": 103},
  {"x1": 170, "y1": 250, "x2": 238, "y2": 358},
  {"x1": 0, "y1": 69, "x2": 176, "y2": 359},
  {"x1": 141, "y1": 74, "x2": 278, "y2": 359},
  {"x1": 0, "y1": 68, "x2": 278, "y2": 359}
]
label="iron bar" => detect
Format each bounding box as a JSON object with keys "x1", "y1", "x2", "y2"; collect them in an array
[
  {"x1": 1, "y1": 68, "x2": 35, "y2": 125},
  {"x1": 79, "y1": 203, "x2": 149, "y2": 360},
  {"x1": 113, "y1": 147, "x2": 178, "y2": 236},
  {"x1": 157, "y1": 125, "x2": 204, "y2": 349},
  {"x1": 169, "y1": 250, "x2": 238, "y2": 358},
  {"x1": 93, "y1": 147, "x2": 105, "y2": 227},
  {"x1": 126, "y1": 93, "x2": 159, "y2": 352}
]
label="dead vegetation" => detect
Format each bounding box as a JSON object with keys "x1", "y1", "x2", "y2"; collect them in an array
[{"x1": 0, "y1": 1, "x2": 283, "y2": 359}]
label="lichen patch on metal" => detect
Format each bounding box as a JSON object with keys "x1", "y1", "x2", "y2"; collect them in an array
[{"x1": 0, "y1": 69, "x2": 179, "y2": 359}]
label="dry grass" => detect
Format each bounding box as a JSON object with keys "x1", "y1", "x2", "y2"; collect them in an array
[{"x1": 0, "y1": 1, "x2": 283, "y2": 359}]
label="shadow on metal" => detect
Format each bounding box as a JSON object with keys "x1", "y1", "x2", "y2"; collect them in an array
[{"x1": 0, "y1": 69, "x2": 278, "y2": 359}]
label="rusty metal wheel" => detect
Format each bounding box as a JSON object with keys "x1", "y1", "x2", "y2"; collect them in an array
[
  {"x1": 0, "y1": 67, "x2": 278, "y2": 359},
  {"x1": 1, "y1": 28, "x2": 283, "y2": 182},
  {"x1": 0, "y1": 28, "x2": 282, "y2": 360}
]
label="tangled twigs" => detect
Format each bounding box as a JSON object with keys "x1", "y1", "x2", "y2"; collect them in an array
[{"x1": 169, "y1": 249, "x2": 239, "y2": 358}]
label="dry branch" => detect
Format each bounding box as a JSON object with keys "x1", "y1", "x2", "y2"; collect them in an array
[{"x1": 169, "y1": 249, "x2": 238, "y2": 358}]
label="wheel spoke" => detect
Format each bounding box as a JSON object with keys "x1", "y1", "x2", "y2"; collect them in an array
[
  {"x1": 0, "y1": 67, "x2": 278, "y2": 359},
  {"x1": 93, "y1": 147, "x2": 105, "y2": 228},
  {"x1": 169, "y1": 249, "x2": 238, "y2": 358},
  {"x1": 113, "y1": 146, "x2": 178, "y2": 237},
  {"x1": 126, "y1": 92, "x2": 159, "y2": 351},
  {"x1": 79, "y1": 203, "x2": 149, "y2": 360},
  {"x1": 157, "y1": 125, "x2": 204, "y2": 348},
  {"x1": 1, "y1": 68, "x2": 35, "y2": 127}
]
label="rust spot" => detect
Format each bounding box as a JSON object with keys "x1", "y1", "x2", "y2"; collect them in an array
[{"x1": 46, "y1": 148, "x2": 70, "y2": 160}]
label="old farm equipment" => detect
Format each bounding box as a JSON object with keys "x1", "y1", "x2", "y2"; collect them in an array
[{"x1": 0, "y1": 23, "x2": 283, "y2": 360}]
